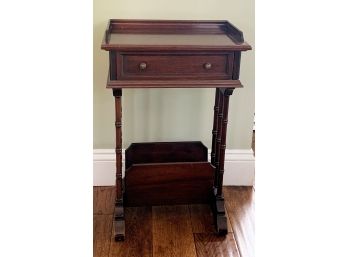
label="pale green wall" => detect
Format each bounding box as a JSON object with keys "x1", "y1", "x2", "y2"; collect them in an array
[{"x1": 93, "y1": 0, "x2": 254, "y2": 149}]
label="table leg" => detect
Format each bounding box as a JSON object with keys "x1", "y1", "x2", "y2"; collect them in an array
[
  {"x1": 211, "y1": 88, "x2": 234, "y2": 235},
  {"x1": 113, "y1": 89, "x2": 125, "y2": 241},
  {"x1": 211, "y1": 88, "x2": 220, "y2": 167},
  {"x1": 217, "y1": 88, "x2": 233, "y2": 196},
  {"x1": 214, "y1": 89, "x2": 224, "y2": 188}
]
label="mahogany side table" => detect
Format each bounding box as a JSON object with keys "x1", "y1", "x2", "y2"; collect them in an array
[{"x1": 101, "y1": 19, "x2": 251, "y2": 241}]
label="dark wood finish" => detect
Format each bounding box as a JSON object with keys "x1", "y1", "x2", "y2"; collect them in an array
[
  {"x1": 109, "y1": 207, "x2": 153, "y2": 257},
  {"x1": 93, "y1": 186, "x2": 116, "y2": 215},
  {"x1": 194, "y1": 233, "x2": 240, "y2": 257},
  {"x1": 113, "y1": 219, "x2": 125, "y2": 241},
  {"x1": 125, "y1": 162, "x2": 214, "y2": 206},
  {"x1": 210, "y1": 88, "x2": 234, "y2": 235},
  {"x1": 211, "y1": 88, "x2": 220, "y2": 166},
  {"x1": 93, "y1": 215, "x2": 113, "y2": 257},
  {"x1": 107, "y1": 77, "x2": 243, "y2": 88},
  {"x1": 189, "y1": 204, "x2": 216, "y2": 233},
  {"x1": 102, "y1": 20, "x2": 251, "y2": 51},
  {"x1": 113, "y1": 89, "x2": 123, "y2": 201},
  {"x1": 113, "y1": 88, "x2": 125, "y2": 241},
  {"x1": 213, "y1": 89, "x2": 223, "y2": 188},
  {"x1": 152, "y1": 205, "x2": 197, "y2": 257},
  {"x1": 232, "y1": 51, "x2": 241, "y2": 79},
  {"x1": 117, "y1": 52, "x2": 233, "y2": 80},
  {"x1": 217, "y1": 88, "x2": 233, "y2": 196},
  {"x1": 224, "y1": 186, "x2": 255, "y2": 257},
  {"x1": 103, "y1": 20, "x2": 251, "y2": 89},
  {"x1": 125, "y1": 141, "x2": 208, "y2": 169},
  {"x1": 189, "y1": 203, "x2": 233, "y2": 234},
  {"x1": 109, "y1": 34, "x2": 242, "y2": 49},
  {"x1": 212, "y1": 194, "x2": 228, "y2": 235},
  {"x1": 93, "y1": 186, "x2": 254, "y2": 257},
  {"x1": 109, "y1": 52, "x2": 117, "y2": 80},
  {"x1": 106, "y1": 19, "x2": 242, "y2": 36},
  {"x1": 101, "y1": 19, "x2": 251, "y2": 240}
]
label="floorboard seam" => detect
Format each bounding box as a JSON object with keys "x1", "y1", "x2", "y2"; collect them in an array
[
  {"x1": 151, "y1": 206, "x2": 154, "y2": 257},
  {"x1": 226, "y1": 207, "x2": 243, "y2": 257},
  {"x1": 188, "y1": 205, "x2": 200, "y2": 257},
  {"x1": 151, "y1": 207, "x2": 154, "y2": 257},
  {"x1": 107, "y1": 209, "x2": 114, "y2": 257}
]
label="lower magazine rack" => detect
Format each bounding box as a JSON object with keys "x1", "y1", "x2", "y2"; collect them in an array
[
  {"x1": 125, "y1": 141, "x2": 214, "y2": 206},
  {"x1": 113, "y1": 141, "x2": 228, "y2": 241}
]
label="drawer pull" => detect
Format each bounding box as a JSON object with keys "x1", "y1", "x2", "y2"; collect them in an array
[
  {"x1": 139, "y1": 62, "x2": 147, "y2": 70},
  {"x1": 204, "y1": 62, "x2": 212, "y2": 70}
]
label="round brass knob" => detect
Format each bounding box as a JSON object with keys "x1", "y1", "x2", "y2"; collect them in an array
[
  {"x1": 139, "y1": 62, "x2": 147, "y2": 70},
  {"x1": 204, "y1": 62, "x2": 212, "y2": 70}
]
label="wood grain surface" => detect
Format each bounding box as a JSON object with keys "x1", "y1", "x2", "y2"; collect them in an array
[
  {"x1": 225, "y1": 206, "x2": 234, "y2": 233},
  {"x1": 93, "y1": 187, "x2": 116, "y2": 215},
  {"x1": 224, "y1": 187, "x2": 255, "y2": 257},
  {"x1": 152, "y1": 205, "x2": 197, "y2": 257},
  {"x1": 125, "y1": 141, "x2": 208, "y2": 169},
  {"x1": 106, "y1": 78, "x2": 243, "y2": 89},
  {"x1": 188, "y1": 203, "x2": 233, "y2": 234},
  {"x1": 93, "y1": 186, "x2": 254, "y2": 257},
  {"x1": 119, "y1": 53, "x2": 231, "y2": 80},
  {"x1": 102, "y1": 20, "x2": 252, "y2": 51},
  {"x1": 125, "y1": 162, "x2": 214, "y2": 206},
  {"x1": 109, "y1": 34, "x2": 240, "y2": 47},
  {"x1": 93, "y1": 215, "x2": 113, "y2": 257},
  {"x1": 194, "y1": 233, "x2": 240, "y2": 257},
  {"x1": 109, "y1": 207, "x2": 152, "y2": 257},
  {"x1": 189, "y1": 204, "x2": 216, "y2": 233}
]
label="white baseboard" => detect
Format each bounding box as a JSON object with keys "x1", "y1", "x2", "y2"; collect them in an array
[{"x1": 93, "y1": 148, "x2": 255, "y2": 186}]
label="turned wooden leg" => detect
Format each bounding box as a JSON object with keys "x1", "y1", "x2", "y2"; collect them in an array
[
  {"x1": 211, "y1": 88, "x2": 220, "y2": 167},
  {"x1": 211, "y1": 88, "x2": 234, "y2": 236},
  {"x1": 113, "y1": 89, "x2": 125, "y2": 241},
  {"x1": 213, "y1": 89, "x2": 224, "y2": 189},
  {"x1": 217, "y1": 88, "x2": 233, "y2": 196}
]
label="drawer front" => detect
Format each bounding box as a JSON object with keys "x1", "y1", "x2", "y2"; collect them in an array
[{"x1": 117, "y1": 53, "x2": 233, "y2": 80}]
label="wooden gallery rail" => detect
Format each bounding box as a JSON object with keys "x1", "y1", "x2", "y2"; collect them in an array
[{"x1": 101, "y1": 19, "x2": 252, "y2": 241}]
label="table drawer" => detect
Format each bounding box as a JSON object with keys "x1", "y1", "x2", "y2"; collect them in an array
[{"x1": 117, "y1": 53, "x2": 233, "y2": 80}]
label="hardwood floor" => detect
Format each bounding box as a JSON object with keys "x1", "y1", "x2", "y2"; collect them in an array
[
  {"x1": 94, "y1": 186, "x2": 254, "y2": 257},
  {"x1": 223, "y1": 187, "x2": 255, "y2": 257},
  {"x1": 109, "y1": 207, "x2": 152, "y2": 257}
]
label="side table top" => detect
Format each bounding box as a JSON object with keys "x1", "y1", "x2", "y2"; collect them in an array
[{"x1": 101, "y1": 19, "x2": 251, "y2": 52}]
